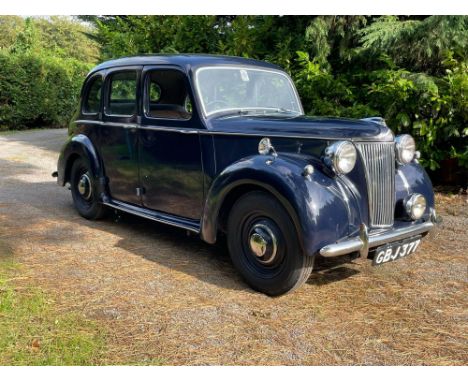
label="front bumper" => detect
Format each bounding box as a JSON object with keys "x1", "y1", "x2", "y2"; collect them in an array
[{"x1": 320, "y1": 208, "x2": 439, "y2": 258}]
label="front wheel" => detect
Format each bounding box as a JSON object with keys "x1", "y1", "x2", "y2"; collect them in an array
[
  {"x1": 70, "y1": 157, "x2": 107, "y2": 220},
  {"x1": 227, "y1": 191, "x2": 314, "y2": 296}
]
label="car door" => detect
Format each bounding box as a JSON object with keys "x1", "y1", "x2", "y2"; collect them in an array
[
  {"x1": 100, "y1": 66, "x2": 142, "y2": 205},
  {"x1": 138, "y1": 65, "x2": 204, "y2": 220}
]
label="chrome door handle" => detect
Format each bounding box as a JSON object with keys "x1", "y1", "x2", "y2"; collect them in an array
[{"x1": 123, "y1": 125, "x2": 138, "y2": 132}]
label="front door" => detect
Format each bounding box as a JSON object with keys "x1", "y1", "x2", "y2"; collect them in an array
[
  {"x1": 138, "y1": 66, "x2": 204, "y2": 220},
  {"x1": 100, "y1": 67, "x2": 142, "y2": 205}
]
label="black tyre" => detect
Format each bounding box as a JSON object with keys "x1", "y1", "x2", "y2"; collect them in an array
[
  {"x1": 70, "y1": 157, "x2": 107, "y2": 220},
  {"x1": 227, "y1": 191, "x2": 314, "y2": 296}
]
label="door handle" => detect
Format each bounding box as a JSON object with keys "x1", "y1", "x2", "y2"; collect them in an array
[{"x1": 123, "y1": 125, "x2": 138, "y2": 133}]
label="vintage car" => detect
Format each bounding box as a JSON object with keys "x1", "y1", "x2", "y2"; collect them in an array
[{"x1": 55, "y1": 54, "x2": 438, "y2": 295}]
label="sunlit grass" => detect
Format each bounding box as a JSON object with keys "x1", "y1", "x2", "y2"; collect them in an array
[{"x1": 0, "y1": 255, "x2": 106, "y2": 365}]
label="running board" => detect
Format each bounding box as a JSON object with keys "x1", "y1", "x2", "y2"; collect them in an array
[{"x1": 103, "y1": 199, "x2": 200, "y2": 233}]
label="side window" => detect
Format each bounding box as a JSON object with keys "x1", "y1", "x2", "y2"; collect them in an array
[
  {"x1": 107, "y1": 71, "x2": 137, "y2": 116},
  {"x1": 83, "y1": 76, "x2": 102, "y2": 114},
  {"x1": 145, "y1": 69, "x2": 192, "y2": 120}
]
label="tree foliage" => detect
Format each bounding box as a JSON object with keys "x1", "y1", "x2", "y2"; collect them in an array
[
  {"x1": 0, "y1": 52, "x2": 90, "y2": 130},
  {"x1": 0, "y1": 16, "x2": 96, "y2": 130},
  {"x1": 0, "y1": 16, "x2": 25, "y2": 49},
  {"x1": 358, "y1": 16, "x2": 468, "y2": 74},
  {"x1": 1, "y1": 15, "x2": 466, "y2": 172},
  {"x1": 1, "y1": 16, "x2": 99, "y2": 63}
]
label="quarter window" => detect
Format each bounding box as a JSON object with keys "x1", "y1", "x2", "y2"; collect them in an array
[
  {"x1": 107, "y1": 71, "x2": 137, "y2": 116},
  {"x1": 83, "y1": 76, "x2": 102, "y2": 114}
]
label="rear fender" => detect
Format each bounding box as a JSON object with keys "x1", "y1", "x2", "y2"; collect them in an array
[{"x1": 57, "y1": 134, "x2": 103, "y2": 187}]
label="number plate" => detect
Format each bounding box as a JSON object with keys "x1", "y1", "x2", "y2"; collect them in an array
[{"x1": 372, "y1": 235, "x2": 422, "y2": 266}]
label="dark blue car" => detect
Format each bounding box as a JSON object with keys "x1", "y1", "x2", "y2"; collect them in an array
[{"x1": 56, "y1": 54, "x2": 437, "y2": 295}]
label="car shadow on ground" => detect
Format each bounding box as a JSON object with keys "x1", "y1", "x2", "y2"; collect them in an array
[
  {"x1": 106, "y1": 210, "x2": 361, "y2": 287},
  {"x1": 0, "y1": 152, "x2": 362, "y2": 294}
]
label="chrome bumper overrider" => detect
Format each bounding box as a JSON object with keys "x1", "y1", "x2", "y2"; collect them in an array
[{"x1": 319, "y1": 209, "x2": 439, "y2": 258}]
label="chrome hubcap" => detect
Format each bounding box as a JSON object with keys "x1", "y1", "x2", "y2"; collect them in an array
[
  {"x1": 77, "y1": 173, "x2": 92, "y2": 200},
  {"x1": 248, "y1": 223, "x2": 278, "y2": 265},
  {"x1": 250, "y1": 233, "x2": 268, "y2": 257}
]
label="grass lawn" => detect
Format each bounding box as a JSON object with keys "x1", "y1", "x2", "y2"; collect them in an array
[{"x1": 0, "y1": 243, "x2": 106, "y2": 365}]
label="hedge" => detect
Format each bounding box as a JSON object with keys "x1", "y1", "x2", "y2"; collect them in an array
[{"x1": 0, "y1": 52, "x2": 90, "y2": 130}]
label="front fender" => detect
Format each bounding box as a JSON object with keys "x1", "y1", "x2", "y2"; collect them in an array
[
  {"x1": 57, "y1": 134, "x2": 102, "y2": 186},
  {"x1": 200, "y1": 154, "x2": 354, "y2": 257}
]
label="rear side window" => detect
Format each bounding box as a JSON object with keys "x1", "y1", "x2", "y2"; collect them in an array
[
  {"x1": 83, "y1": 76, "x2": 102, "y2": 114},
  {"x1": 107, "y1": 71, "x2": 137, "y2": 116}
]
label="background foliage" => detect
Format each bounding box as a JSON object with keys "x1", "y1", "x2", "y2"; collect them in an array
[
  {"x1": 0, "y1": 16, "x2": 96, "y2": 130},
  {"x1": 0, "y1": 15, "x2": 466, "y2": 174}
]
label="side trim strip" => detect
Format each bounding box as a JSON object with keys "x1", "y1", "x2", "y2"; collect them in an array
[
  {"x1": 139, "y1": 125, "x2": 199, "y2": 134},
  {"x1": 74, "y1": 119, "x2": 393, "y2": 142},
  {"x1": 103, "y1": 199, "x2": 201, "y2": 233},
  {"x1": 75, "y1": 120, "x2": 200, "y2": 134}
]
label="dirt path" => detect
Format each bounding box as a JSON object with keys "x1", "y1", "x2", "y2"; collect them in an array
[{"x1": 0, "y1": 128, "x2": 467, "y2": 365}]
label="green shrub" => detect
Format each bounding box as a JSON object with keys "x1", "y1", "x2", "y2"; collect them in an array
[
  {"x1": 365, "y1": 56, "x2": 467, "y2": 170},
  {"x1": 294, "y1": 50, "x2": 468, "y2": 170},
  {"x1": 0, "y1": 52, "x2": 90, "y2": 130}
]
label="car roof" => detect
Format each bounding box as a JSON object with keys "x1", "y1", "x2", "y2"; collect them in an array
[{"x1": 89, "y1": 54, "x2": 282, "y2": 75}]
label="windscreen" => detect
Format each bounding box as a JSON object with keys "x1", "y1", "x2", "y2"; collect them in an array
[{"x1": 195, "y1": 67, "x2": 302, "y2": 116}]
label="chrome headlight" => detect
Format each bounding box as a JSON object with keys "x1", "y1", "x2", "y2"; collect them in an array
[
  {"x1": 324, "y1": 141, "x2": 357, "y2": 175},
  {"x1": 395, "y1": 134, "x2": 416, "y2": 164},
  {"x1": 405, "y1": 193, "x2": 427, "y2": 220}
]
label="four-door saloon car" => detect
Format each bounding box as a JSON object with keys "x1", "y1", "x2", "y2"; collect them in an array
[{"x1": 55, "y1": 54, "x2": 438, "y2": 295}]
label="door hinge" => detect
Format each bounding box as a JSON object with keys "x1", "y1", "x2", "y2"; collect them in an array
[{"x1": 136, "y1": 187, "x2": 145, "y2": 196}]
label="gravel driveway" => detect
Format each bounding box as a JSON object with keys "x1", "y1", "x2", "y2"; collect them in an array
[{"x1": 0, "y1": 128, "x2": 466, "y2": 365}]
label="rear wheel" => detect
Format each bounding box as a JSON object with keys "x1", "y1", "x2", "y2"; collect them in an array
[
  {"x1": 227, "y1": 191, "x2": 314, "y2": 296},
  {"x1": 70, "y1": 157, "x2": 106, "y2": 220}
]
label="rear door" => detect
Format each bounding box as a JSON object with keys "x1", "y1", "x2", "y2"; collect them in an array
[{"x1": 100, "y1": 67, "x2": 142, "y2": 205}]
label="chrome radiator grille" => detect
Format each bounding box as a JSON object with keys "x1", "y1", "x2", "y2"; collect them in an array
[{"x1": 355, "y1": 142, "x2": 396, "y2": 228}]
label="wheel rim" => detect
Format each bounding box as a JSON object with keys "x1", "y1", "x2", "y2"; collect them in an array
[
  {"x1": 77, "y1": 173, "x2": 93, "y2": 201},
  {"x1": 241, "y1": 216, "x2": 285, "y2": 272}
]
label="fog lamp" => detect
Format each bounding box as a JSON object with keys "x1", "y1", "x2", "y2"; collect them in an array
[{"x1": 405, "y1": 193, "x2": 426, "y2": 220}]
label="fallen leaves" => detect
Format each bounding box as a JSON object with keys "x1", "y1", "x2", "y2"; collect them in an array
[{"x1": 31, "y1": 338, "x2": 41, "y2": 351}]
